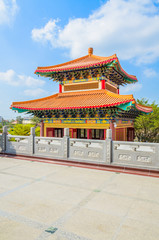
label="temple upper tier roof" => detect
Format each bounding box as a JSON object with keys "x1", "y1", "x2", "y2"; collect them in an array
[
  {"x1": 11, "y1": 89, "x2": 152, "y2": 114},
  {"x1": 34, "y1": 48, "x2": 137, "y2": 85}
]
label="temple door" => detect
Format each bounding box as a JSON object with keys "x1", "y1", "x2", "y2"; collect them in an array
[
  {"x1": 54, "y1": 128, "x2": 64, "y2": 137},
  {"x1": 73, "y1": 129, "x2": 77, "y2": 138},
  {"x1": 46, "y1": 128, "x2": 54, "y2": 137},
  {"x1": 127, "y1": 128, "x2": 134, "y2": 141},
  {"x1": 115, "y1": 128, "x2": 125, "y2": 141}
]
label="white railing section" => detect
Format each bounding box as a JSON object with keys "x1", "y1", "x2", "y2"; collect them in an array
[
  {"x1": 69, "y1": 138, "x2": 106, "y2": 163},
  {"x1": 34, "y1": 137, "x2": 64, "y2": 159},
  {"x1": 112, "y1": 141, "x2": 159, "y2": 168},
  {"x1": 6, "y1": 135, "x2": 31, "y2": 155},
  {"x1": 0, "y1": 126, "x2": 159, "y2": 170}
]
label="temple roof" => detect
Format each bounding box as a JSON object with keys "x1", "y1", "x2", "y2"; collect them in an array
[
  {"x1": 35, "y1": 48, "x2": 137, "y2": 84},
  {"x1": 11, "y1": 89, "x2": 152, "y2": 113},
  {"x1": 135, "y1": 103, "x2": 153, "y2": 113},
  {"x1": 35, "y1": 53, "x2": 117, "y2": 73}
]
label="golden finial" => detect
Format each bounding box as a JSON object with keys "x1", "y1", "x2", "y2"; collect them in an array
[{"x1": 88, "y1": 47, "x2": 93, "y2": 56}]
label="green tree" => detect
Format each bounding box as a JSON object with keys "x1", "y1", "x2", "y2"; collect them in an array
[
  {"x1": 31, "y1": 116, "x2": 41, "y2": 127},
  {"x1": 134, "y1": 99, "x2": 159, "y2": 142},
  {"x1": 35, "y1": 126, "x2": 40, "y2": 136},
  {"x1": 9, "y1": 124, "x2": 40, "y2": 136},
  {"x1": 16, "y1": 116, "x2": 23, "y2": 124},
  {"x1": 0, "y1": 119, "x2": 13, "y2": 132},
  {"x1": 0, "y1": 123, "x2": 2, "y2": 133}
]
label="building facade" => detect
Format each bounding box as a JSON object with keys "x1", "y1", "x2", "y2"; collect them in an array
[{"x1": 11, "y1": 48, "x2": 152, "y2": 141}]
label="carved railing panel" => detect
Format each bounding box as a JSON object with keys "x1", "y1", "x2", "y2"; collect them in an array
[
  {"x1": 6, "y1": 135, "x2": 30, "y2": 155},
  {"x1": 34, "y1": 137, "x2": 64, "y2": 158},
  {"x1": 112, "y1": 141, "x2": 159, "y2": 168},
  {"x1": 69, "y1": 138, "x2": 106, "y2": 163}
]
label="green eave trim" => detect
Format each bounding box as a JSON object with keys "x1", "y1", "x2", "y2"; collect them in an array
[
  {"x1": 12, "y1": 107, "x2": 28, "y2": 113},
  {"x1": 117, "y1": 102, "x2": 134, "y2": 111},
  {"x1": 117, "y1": 102, "x2": 152, "y2": 115}
]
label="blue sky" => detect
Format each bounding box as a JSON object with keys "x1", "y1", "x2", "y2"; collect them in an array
[{"x1": 0, "y1": 0, "x2": 159, "y2": 120}]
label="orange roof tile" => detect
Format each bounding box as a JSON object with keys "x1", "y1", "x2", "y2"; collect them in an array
[
  {"x1": 35, "y1": 54, "x2": 117, "y2": 72},
  {"x1": 135, "y1": 103, "x2": 153, "y2": 113},
  {"x1": 11, "y1": 90, "x2": 135, "y2": 111}
]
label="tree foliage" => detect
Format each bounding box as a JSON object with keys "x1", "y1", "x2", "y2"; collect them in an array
[
  {"x1": 9, "y1": 124, "x2": 40, "y2": 136},
  {"x1": 0, "y1": 123, "x2": 2, "y2": 133},
  {"x1": 16, "y1": 116, "x2": 23, "y2": 124},
  {"x1": 31, "y1": 116, "x2": 41, "y2": 126},
  {"x1": 134, "y1": 99, "x2": 159, "y2": 142},
  {"x1": 0, "y1": 120, "x2": 14, "y2": 133}
]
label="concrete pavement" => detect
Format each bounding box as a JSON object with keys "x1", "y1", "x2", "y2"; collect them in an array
[{"x1": 0, "y1": 155, "x2": 159, "y2": 240}]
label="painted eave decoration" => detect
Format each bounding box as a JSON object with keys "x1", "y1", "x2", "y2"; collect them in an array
[{"x1": 34, "y1": 48, "x2": 137, "y2": 85}]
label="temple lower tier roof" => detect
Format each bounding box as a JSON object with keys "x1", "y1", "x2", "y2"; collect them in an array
[{"x1": 11, "y1": 89, "x2": 152, "y2": 115}]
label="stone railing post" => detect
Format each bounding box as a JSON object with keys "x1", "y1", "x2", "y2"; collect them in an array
[
  {"x1": 63, "y1": 128, "x2": 70, "y2": 159},
  {"x1": 105, "y1": 129, "x2": 112, "y2": 164},
  {"x1": 30, "y1": 127, "x2": 35, "y2": 155},
  {"x1": 2, "y1": 126, "x2": 7, "y2": 153}
]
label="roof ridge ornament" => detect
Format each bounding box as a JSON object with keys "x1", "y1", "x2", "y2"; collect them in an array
[{"x1": 88, "y1": 47, "x2": 93, "y2": 56}]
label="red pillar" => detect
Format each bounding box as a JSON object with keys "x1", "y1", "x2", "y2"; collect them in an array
[
  {"x1": 40, "y1": 120, "x2": 44, "y2": 137},
  {"x1": 101, "y1": 79, "x2": 105, "y2": 89},
  {"x1": 117, "y1": 88, "x2": 119, "y2": 94},
  {"x1": 71, "y1": 128, "x2": 74, "y2": 138},
  {"x1": 59, "y1": 84, "x2": 62, "y2": 93},
  {"x1": 109, "y1": 121, "x2": 115, "y2": 140},
  {"x1": 104, "y1": 129, "x2": 106, "y2": 140},
  {"x1": 87, "y1": 129, "x2": 92, "y2": 139},
  {"x1": 87, "y1": 129, "x2": 90, "y2": 139}
]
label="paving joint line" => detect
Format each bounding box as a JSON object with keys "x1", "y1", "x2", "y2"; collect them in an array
[
  {"x1": 0, "y1": 171, "x2": 36, "y2": 180},
  {"x1": 0, "y1": 163, "x2": 24, "y2": 172},
  {"x1": 54, "y1": 173, "x2": 117, "y2": 226},
  {"x1": 55, "y1": 229, "x2": 91, "y2": 240},
  {"x1": 102, "y1": 190, "x2": 159, "y2": 205},
  {"x1": 0, "y1": 170, "x2": 60, "y2": 199},
  {"x1": 111, "y1": 185, "x2": 144, "y2": 240},
  {"x1": 44, "y1": 179, "x2": 98, "y2": 192},
  {"x1": 35, "y1": 173, "x2": 117, "y2": 240},
  {"x1": 0, "y1": 209, "x2": 48, "y2": 230}
]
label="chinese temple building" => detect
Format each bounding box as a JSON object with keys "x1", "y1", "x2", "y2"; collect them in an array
[{"x1": 11, "y1": 48, "x2": 152, "y2": 141}]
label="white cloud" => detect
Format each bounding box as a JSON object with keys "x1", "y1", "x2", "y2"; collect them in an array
[
  {"x1": 24, "y1": 88, "x2": 47, "y2": 97},
  {"x1": 32, "y1": 0, "x2": 159, "y2": 64},
  {"x1": 0, "y1": 0, "x2": 18, "y2": 25},
  {"x1": 143, "y1": 68, "x2": 157, "y2": 77},
  {"x1": 120, "y1": 83, "x2": 142, "y2": 93},
  {"x1": 0, "y1": 69, "x2": 45, "y2": 87},
  {"x1": 32, "y1": 19, "x2": 60, "y2": 47}
]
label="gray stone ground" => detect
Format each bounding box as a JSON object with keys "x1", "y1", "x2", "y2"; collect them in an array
[{"x1": 0, "y1": 156, "x2": 159, "y2": 240}]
